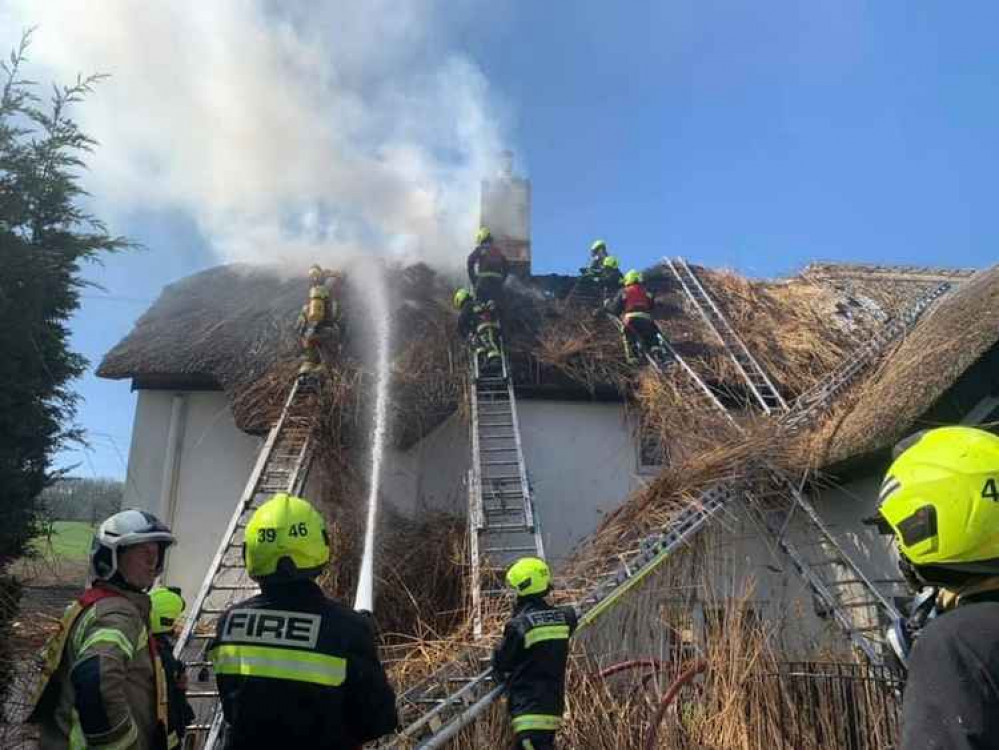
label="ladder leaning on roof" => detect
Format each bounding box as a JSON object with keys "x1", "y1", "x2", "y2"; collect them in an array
[
  {"x1": 382, "y1": 275, "x2": 954, "y2": 748},
  {"x1": 782, "y1": 280, "x2": 953, "y2": 431},
  {"x1": 173, "y1": 376, "x2": 319, "y2": 750},
  {"x1": 469, "y1": 349, "x2": 546, "y2": 639},
  {"x1": 665, "y1": 256, "x2": 788, "y2": 414}
]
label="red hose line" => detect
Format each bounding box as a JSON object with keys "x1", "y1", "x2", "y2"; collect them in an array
[
  {"x1": 644, "y1": 660, "x2": 708, "y2": 750},
  {"x1": 597, "y1": 659, "x2": 669, "y2": 680}
]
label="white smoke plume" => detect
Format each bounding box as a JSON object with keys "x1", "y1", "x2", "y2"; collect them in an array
[{"x1": 0, "y1": 1, "x2": 511, "y2": 270}]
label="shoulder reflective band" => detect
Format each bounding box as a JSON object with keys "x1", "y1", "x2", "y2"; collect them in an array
[
  {"x1": 76, "y1": 628, "x2": 136, "y2": 661},
  {"x1": 211, "y1": 644, "x2": 347, "y2": 687},
  {"x1": 524, "y1": 625, "x2": 570, "y2": 649},
  {"x1": 512, "y1": 714, "x2": 562, "y2": 733}
]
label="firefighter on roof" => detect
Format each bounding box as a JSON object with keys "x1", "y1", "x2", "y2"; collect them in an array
[
  {"x1": 492, "y1": 557, "x2": 578, "y2": 750},
  {"x1": 604, "y1": 270, "x2": 671, "y2": 365},
  {"x1": 869, "y1": 426, "x2": 999, "y2": 750},
  {"x1": 467, "y1": 227, "x2": 509, "y2": 308},
  {"x1": 454, "y1": 287, "x2": 503, "y2": 375},
  {"x1": 27, "y1": 510, "x2": 177, "y2": 750},
  {"x1": 297, "y1": 264, "x2": 343, "y2": 376},
  {"x1": 210, "y1": 493, "x2": 397, "y2": 749}
]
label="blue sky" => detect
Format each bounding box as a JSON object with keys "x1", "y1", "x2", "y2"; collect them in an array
[{"x1": 26, "y1": 1, "x2": 997, "y2": 479}]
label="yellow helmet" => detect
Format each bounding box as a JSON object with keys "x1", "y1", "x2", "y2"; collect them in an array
[
  {"x1": 453, "y1": 288, "x2": 472, "y2": 309},
  {"x1": 149, "y1": 586, "x2": 186, "y2": 635},
  {"x1": 505, "y1": 556, "x2": 552, "y2": 597},
  {"x1": 308, "y1": 264, "x2": 324, "y2": 283},
  {"x1": 590, "y1": 239, "x2": 607, "y2": 255},
  {"x1": 244, "y1": 494, "x2": 330, "y2": 582},
  {"x1": 602, "y1": 255, "x2": 620, "y2": 270},
  {"x1": 476, "y1": 227, "x2": 493, "y2": 245},
  {"x1": 623, "y1": 270, "x2": 643, "y2": 286},
  {"x1": 877, "y1": 426, "x2": 999, "y2": 585}
]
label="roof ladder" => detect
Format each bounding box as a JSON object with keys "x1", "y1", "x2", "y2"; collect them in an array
[
  {"x1": 469, "y1": 349, "x2": 545, "y2": 639},
  {"x1": 173, "y1": 376, "x2": 319, "y2": 750},
  {"x1": 783, "y1": 280, "x2": 953, "y2": 430},
  {"x1": 665, "y1": 256, "x2": 788, "y2": 414}
]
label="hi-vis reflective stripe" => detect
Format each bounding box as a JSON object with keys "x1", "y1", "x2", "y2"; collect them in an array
[
  {"x1": 76, "y1": 628, "x2": 135, "y2": 660},
  {"x1": 211, "y1": 644, "x2": 347, "y2": 687},
  {"x1": 524, "y1": 625, "x2": 571, "y2": 649},
  {"x1": 512, "y1": 714, "x2": 562, "y2": 733},
  {"x1": 476, "y1": 271, "x2": 504, "y2": 278},
  {"x1": 623, "y1": 311, "x2": 652, "y2": 320}
]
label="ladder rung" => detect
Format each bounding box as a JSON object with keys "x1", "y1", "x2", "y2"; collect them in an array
[
  {"x1": 480, "y1": 523, "x2": 532, "y2": 532},
  {"x1": 482, "y1": 545, "x2": 539, "y2": 554}
]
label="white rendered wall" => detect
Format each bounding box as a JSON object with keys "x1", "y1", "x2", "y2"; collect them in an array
[
  {"x1": 516, "y1": 400, "x2": 644, "y2": 563},
  {"x1": 123, "y1": 390, "x2": 262, "y2": 596}
]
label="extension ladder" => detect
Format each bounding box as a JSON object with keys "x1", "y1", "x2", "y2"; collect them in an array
[
  {"x1": 665, "y1": 256, "x2": 788, "y2": 414},
  {"x1": 782, "y1": 281, "x2": 953, "y2": 430},
  {"x1": 174, "y1": 376, "x2": 319, "y2": 750},
  {"x1": 469, "y1": 351, "x2": 545, "y2": 639},
  {"x1": 385, "y1": 274, "x2": 955, "y2": 747}
]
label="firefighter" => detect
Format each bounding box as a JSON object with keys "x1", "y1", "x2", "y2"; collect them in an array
[
  {"x1": 584, "y1": 239, "x2": 608, "y2": 275},
  {"x1": 869, "y1": 426, "x2": 999, "y2": 750},
  {"x1": 596, "y1": 255, "x2": 623, "y2": 300},
  {"x1": 492, "y1": 557, "x2": 578, "y2": 750},
  {"x1": 454, "y1": 287, "x2": 503, "y2": 374},
  {"x1": 149, "y1": 586, "x2": 195, "y2": 749},
  {"x1": 604, "y1": 270, "x2": 669, "y2": 365},
  {"x1": 27, "y1": 510, "x2": 176, "y2": 750},
  {"x1": 297, "y1": 264, "x2": 342, "y2": 376},
  {"x1": 210, "y1": 493, "x2": 397, "y2": 749},
  {"x1": 467, "y1": 227, "x2": 509, "y2": 308}
]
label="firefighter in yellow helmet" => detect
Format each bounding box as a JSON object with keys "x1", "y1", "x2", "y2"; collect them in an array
[
  {"x1": 492, "y1": 557, "x2": 578, "y2": 750},
  {"x1": 605, "y1": 270, "x2": 672, "y2": 366},
  {"x1": 210, "y1": 494, "x2": 397, "y2": 749},
  {"x1": 454, "y1": 287, "x2": 502, "y2": 375},
  {"x1": 149, "y1": 586, "x2": 195, "y2": 749},
  {"x1": 297, "y1": 265, "x2": 343, "y2": 376},
  {"x1": 27, "y1": 510, "x2": 176, "y2": 750},
  {"x1": 869, "y1": 426, "x2": 999, "y2": 749},
  {"x1": 467, "y1": 227, "x2": 509, "y2": 308}
]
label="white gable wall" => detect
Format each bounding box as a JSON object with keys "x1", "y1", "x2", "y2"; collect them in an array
[
  {"x1": 124, "y1": 389, "x2": 261, "y2": 596},
  {"x1": 517, "y1": 400, "x2": 644, "y2": 563}
]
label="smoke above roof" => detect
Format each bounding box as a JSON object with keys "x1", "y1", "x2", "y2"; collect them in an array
[{"x1": 1, "y1": 0, "x2": 511, "y2": 271}]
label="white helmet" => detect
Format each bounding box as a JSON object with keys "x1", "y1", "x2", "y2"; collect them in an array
[{"x1": 90, "y1": 509, "x2": 176, "y2": 582}]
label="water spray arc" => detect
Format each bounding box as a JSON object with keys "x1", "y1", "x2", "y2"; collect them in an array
[{"x1": 354, "y1": 263, "x2": 391, "y2": 613}]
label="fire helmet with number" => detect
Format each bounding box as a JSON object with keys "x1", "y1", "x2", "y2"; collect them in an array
[
  {"x1": 244, "y1": 494, "x2": 330, "y2": 582},
  {"x1": 873, "y1": 426, "x2": 999, "y2": 588}
]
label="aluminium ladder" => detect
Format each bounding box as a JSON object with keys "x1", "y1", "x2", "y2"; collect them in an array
[
  {"x1": 174, "y1": 376, "x2": 319, "y2": 750},
  {"x1": 665, "y1": 256, "x2": 788, "y2": 414},
  {"x1": 469, "y1": 351, "x2": 545, "y2": 639},
  {"x1": 782, "y1": 281, "x2": 953, "y2": 430},
  {"x1": 385, "y1": 278, "x2": 955, "y2": 747}
]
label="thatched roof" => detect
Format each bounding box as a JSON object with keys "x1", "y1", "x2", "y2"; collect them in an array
[
  {"x1": 98, "y1": 264, "x2": 303, "y2": 391},
  {"x1": 99, "y1": 259, "x2": 989, "y2": 461},
  {"x1": 817, "y1": 265, "x2": 999, "y2": 468}
]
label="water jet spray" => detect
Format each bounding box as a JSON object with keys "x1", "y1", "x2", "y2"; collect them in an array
[{"x1": 353, "y1": 262, "x2": 391, "y2": 613}]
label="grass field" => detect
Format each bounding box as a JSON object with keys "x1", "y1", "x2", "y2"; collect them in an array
[{"x1": 32, "y1": 521, "x2": 95, "y2": 560}]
